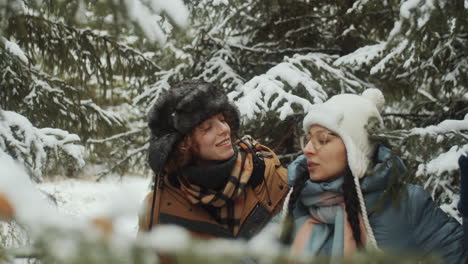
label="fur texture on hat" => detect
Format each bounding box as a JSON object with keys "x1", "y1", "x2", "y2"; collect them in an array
[{"x1": 147, "y1": 80, "x2": 240, "y2": 175}]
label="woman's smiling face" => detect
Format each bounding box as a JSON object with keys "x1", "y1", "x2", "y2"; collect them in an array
[{"x1": 192, "y1": 113, "x2": 235, "y2": 166}]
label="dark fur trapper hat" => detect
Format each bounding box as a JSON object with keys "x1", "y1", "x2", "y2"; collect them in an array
[{"x1": 147, "y1": 80, "x2": 240, "y2": 175}]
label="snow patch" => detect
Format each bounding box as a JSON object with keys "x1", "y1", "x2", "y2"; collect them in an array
[
  {"x1": 121, "y1": 0, "x2": 189, "y2": 44},
  {"x1": 334, "y1": 43, "x2": 385, "y2": 69},
  {"x1": 0, "y1": 110, "x2": 85, "y2": 180},
  {"x1": 212, "y1": 0, "x2": 228, "y2": 6},
  {"x1": 154, "y1": 0, "x2": 189, "y2": 28},
  {"x1": 2, "y1": 37, "x2": 28, "y2": 63},
  {"x1": 410, "y1": 115, "x2": 468, "y2": 136},
  {"x1": 0, "y1": 149, "x2": 71, "y2": 232},
  {"x1": 232, "y1": 53, "x2": 331, "y2": 120},
  {"x1": 417, "y1": 145, "x2": 468, "y2": 176}
]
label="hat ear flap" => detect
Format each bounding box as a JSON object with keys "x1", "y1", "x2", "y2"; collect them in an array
[
  {"x1": 148, "y1": 133, "x2": 182, "y2": 174},
  {"x1": 148, "y1": 92, "x2": 176, "y2": 137}
]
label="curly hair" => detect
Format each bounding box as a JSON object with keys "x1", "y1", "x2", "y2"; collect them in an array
[{"x1": 164, "y1": 133, "x2": 199, "y2": 174}]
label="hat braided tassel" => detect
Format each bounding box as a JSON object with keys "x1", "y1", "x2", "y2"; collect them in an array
[{"x1": 353, "y1": 174, "x2": 380, "y2": 251}]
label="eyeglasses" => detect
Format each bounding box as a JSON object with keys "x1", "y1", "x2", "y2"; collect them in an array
[{"x1": 301, "y1": 131, "x2": 338, "y2": 151}]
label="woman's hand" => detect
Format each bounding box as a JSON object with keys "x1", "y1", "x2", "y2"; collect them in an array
[{"x1": 458, "y1": 155, "x2": 468, "y2": 217}]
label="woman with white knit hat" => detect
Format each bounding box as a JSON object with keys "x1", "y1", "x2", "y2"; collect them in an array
[{"x1": 283, "y1": 89, "x2": 467, "y2": 263}]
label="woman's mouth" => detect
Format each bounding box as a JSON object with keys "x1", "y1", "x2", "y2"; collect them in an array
[
  {"x1": 216, "y1": 138, "x2": 231, "y2": 147},
  {"x1": 307, "y1": 161, "x2": 319, "y2": 171}
]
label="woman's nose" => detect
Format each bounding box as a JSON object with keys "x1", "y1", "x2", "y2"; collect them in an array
[
  {"x1": 303, "y1": 140, "x2": 317, "y2": 155},
  {"x1": 216, "y1": 120, "x2": 230, "y2": 135}
]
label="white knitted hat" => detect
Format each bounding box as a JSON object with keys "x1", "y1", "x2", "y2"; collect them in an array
[
  {"x1": 302, "y1": 88, "x2": 385, "y2": 179},
  {"x1": 302, "y1": 88, "x2": 385, "y2": 250}
]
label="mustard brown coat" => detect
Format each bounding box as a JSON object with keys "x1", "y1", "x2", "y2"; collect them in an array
[{"x1": 139, "y1": 141, "x2": 289, "y2": 240}]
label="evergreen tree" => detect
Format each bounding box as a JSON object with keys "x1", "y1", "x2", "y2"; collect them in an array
[
  {"x1": 1, "y1": 0, "x2": 468, "y2": 263},
  {"x1": 131, "y1": 0, "x2": 467, "y2": 212},
  {"x1": 0, "y1": 0, "x2": 188, "y2": 179}
]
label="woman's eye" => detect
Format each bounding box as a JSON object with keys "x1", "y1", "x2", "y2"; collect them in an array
[
  {"x1": 318, "y1": 139, "x2": 328, "y2": 145},
  {"x1": 318, "y1": 134, "x2": 329, "y2": 145}
]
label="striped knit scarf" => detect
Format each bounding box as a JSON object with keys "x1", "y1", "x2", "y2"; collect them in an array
[{"x1": 177, "y1": 135, "x2": 260, "y2": 235}]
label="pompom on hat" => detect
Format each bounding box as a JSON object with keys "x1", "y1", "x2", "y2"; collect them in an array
[
  {"x1": 302, "y1": 88, "x2": 385, "y2": 179},
  {"x1": 147, "y1": 80, "x2": 240, "y2": 175}
]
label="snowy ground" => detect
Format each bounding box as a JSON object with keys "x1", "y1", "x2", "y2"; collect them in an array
[{"x1": 37, "y1": 176, "x2": 151, "y2": 238}]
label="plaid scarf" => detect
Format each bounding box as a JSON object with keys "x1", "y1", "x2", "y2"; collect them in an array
[
  {"x1": 177, "y1": 135, "x2": 260, "y2": 235},
  {"x1": 291, "y1": 178, "x2": 367, "y2": 258}
]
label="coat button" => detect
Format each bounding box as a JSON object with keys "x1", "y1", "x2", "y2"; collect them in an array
[
  {"x1": 279, "y1": 184, "x2": 284, "y2": 190},
  {"x1": 167, "y1": 202, "x2": 171, "y2": 206}
]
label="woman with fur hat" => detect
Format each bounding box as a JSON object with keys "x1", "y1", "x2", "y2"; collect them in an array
[
  {"x1": 283, "y1": 89, "x2": 467, "y2": 263},
  {"x1": 138, "y1": 80, "x2": 289, "y2": 239}
]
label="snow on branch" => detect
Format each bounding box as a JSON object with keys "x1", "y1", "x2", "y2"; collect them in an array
[
  {"x1": 334, "y1": 43, "x2": 385, "y2": 70},
  {"x1": 121, "y1": 0, "x2": 189, "y2": 44},
  {"x1": 391, "y1": 0, "x2": 435, "y2": 38},
  {"x1": 1, "y1": 37, "x2": 28, "y2": 63},
  {"x1": 0, "y1": 110, "x2": 85, "y2": 182},
  {"x1": 197, "y1": 47, "x2": 245, "y2": 91},
  {"x1": 370, "y1": 39, "x2": 409, "y2": 75},
  {"x1": 0, "y1": 149, "x2": 64, "y2": 229},
  {"x1": 96, "y1": 142, "x2": 149, "y2": 181},
  {"x1": 376, "y1": 114, "x2": 468, "y2": 178},
  {"x1": 133, "y1": 63, "x2": 188, "y2": 113},
  {"x1": 418, "y1": 144, "x2": 468, "y2": 178},
  {"x1": 1, "y1": 46, "x2": 125, "y2": 136},
  {"x1": 86, "y1": 129, "x2": 144, "y2": 144},
  {"x1": 231, "y1": 53, "x2": 373, "y2": 120},
  {"x1": 411, "y1": 114, "x2": 468, "y2": 136},
  {"x1": 411, "y1": 114, "x2": 468, "y2": 177},
  {"x1": 80, "y1": 100, "x2": 125, "y2": 127}
]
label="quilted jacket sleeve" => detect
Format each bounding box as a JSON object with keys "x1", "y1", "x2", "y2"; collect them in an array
[{"x1": 408, "y1": 185, "x2": 467, "y2": 264}]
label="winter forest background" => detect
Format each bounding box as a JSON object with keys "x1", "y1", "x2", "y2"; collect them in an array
[{"x1": 1, "y1": 0, "x2": 468, "y2": 263}]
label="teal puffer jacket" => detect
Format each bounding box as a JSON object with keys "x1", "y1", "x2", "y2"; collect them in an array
[{"x1": 287, "y1": 145, "x2": 467, "y2": 263}]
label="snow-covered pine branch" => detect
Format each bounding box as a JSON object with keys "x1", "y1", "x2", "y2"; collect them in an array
[
  {"x1": 371, "y1": 114, "x2": 468, "y2": 219},
  {"x1": 334, "y1": 43, "x2": 386, "y2": 70},
  {"x1": 231, "y1": 52, "x2": 376, "y2": 121},
  {"x1": 132, "y1": 63, "x2": 189, "y2": 113},
  {"x1": 370, "y1": 0, "x2": 468, "y2": 99},
  {"x1": 197, "y1": 47, "x2": 245, "y2": 91},
  {"x1": 95, "y1": 142, "x2": 149, "y2": 181},
  {"x1": 412, "y1": 115, "x2": 468, "y2": 177},
  {"x1": 0, "y1": 110, "x2": 84, "y2": 182},
  {"x1": 6, "y1": 14, "x2": 162, "y2": 85},
  {"x1": 80, "y1": 99, "x2": 125, "y2": 128},
  {"x1": 2, "y1": 0, "x2": 189, "y2": 45},
  {"x1": 1, "y1": 45, "x2": 127, "y2": 142}
]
